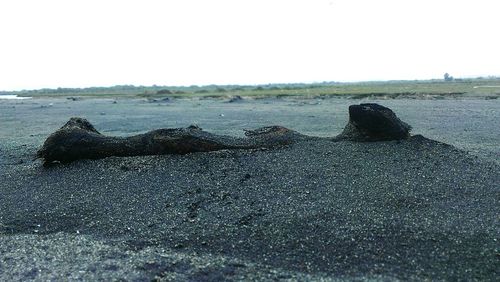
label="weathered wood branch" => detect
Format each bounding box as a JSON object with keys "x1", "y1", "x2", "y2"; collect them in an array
[
  {"x1": 37, "y1": 103, "x2": 411, "y2": 166},
  {"x1": 36, "y1": 118, "x2": 310, "y2": 166}
]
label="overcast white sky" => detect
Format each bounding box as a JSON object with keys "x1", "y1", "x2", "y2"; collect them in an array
[{"x1": 0, "y1": 0, "x2": 499, "y2": 90}]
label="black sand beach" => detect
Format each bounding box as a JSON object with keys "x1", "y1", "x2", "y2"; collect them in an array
[{"x1": 1, "y1": 97, "x2": 499, "y2": 281}]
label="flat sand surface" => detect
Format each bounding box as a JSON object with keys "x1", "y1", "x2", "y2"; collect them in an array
[{"x1": 0, "y1": 97, "x2": 499, "y2": 281}]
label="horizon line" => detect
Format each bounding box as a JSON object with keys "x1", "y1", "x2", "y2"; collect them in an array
[{"x1": 2, "y1": 75, "x2": 500, "y2": 93}]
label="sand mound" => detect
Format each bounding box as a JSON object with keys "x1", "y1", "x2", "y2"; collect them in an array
[{"x1": 1, "y1": 135, "x2": 498, "y2": 280}]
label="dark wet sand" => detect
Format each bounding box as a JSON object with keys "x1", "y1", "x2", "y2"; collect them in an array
[
  {"x1": 1, "y1": 136, "x2": 499, "y2": 280},
  {"x1": 0, "y1": 97, "x2": 499, "y2": 281}
]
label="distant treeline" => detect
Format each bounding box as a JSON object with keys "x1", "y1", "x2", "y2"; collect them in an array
[
  {"x1": 1, "y1": 82, "x2": 342, "y2": 96},
  {"x1": 2, "y1": 76, "x2": 499, "y2": 96}
]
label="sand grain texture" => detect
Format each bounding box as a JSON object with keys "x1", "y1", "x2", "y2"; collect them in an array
[
  {"x1": 1, "y1": 98, "x2": 499, "y2": 281},
  {"x1": 1, "y1": 136, "x2": 499, "y2": 281}
]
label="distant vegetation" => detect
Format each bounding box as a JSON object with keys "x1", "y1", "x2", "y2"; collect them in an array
[
  {"x1": 3, "y1": 77, "x2": 499, "y2": 99},
  {"x1": 444, "y1": 73, "x2": 454, "y2": 82}
]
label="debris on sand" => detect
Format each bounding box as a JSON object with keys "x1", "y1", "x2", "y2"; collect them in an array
[
  {"x1": 335, "y1": 103, "x2": 411, "y2": 141},
  {"x1": 227, "y1": 95, "x2": 244, "y2": 103},
  {"x1": 36, "y1": 103, "x2": 411, "y2": 165}
]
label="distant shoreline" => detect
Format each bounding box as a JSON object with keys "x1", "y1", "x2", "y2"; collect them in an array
[
  {"x1": 0, "y1": 95, "x2": 32, "y2": 100},
  {"x1": 0, "y1": 78, "x2": 498, "y2": 100}
]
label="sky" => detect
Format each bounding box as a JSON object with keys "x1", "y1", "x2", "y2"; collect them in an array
[{"x1": 0, "y1": 0, "x2": 499, "y2": 91}]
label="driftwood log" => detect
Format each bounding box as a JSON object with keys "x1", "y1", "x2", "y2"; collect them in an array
[{"x1": 37, "y1": 103, "x2": 411, "y2": 166}]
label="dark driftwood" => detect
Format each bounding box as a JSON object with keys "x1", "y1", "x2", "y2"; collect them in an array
[
  {"x1": 36, "y1": 119, "x2": 310, "y2": 166},
  {"x1": 37, "y1": 103, "x2": 411, "y2": 166},
  {"x1": 335, "y1": 103, "x2": 411, "y2": 141}
]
